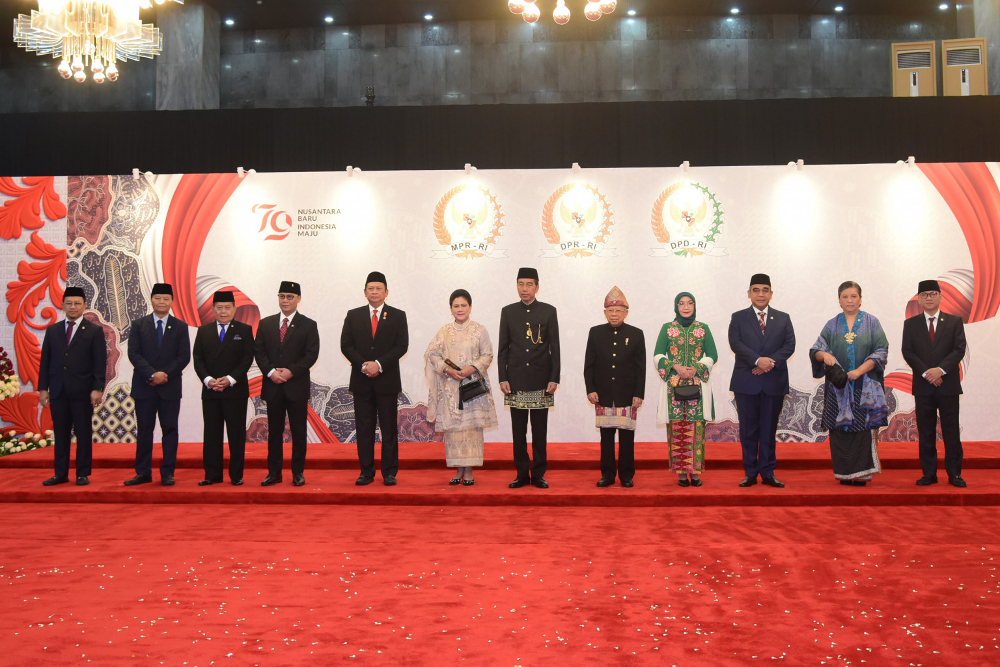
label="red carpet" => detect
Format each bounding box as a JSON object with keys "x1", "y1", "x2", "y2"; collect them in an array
[{"x1": 2, "y1": 503, "x2": 999, "y2": 665}]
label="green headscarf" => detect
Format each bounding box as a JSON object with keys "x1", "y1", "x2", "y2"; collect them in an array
[{"x1": 674, "y1": 292, "x2": 696, "y2": 328}]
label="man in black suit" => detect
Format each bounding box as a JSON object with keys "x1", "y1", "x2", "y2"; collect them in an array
[
  {"x1": 340, "y1": 271, "x2": 409, "y2": 486},
  {"x1": 37, "y1": 286, "x2": 106, "y2": 486},
  {"x1": 901, "y1": 279, "x2": 968, "y2": 488},
  {"x1": 125, "y1": 283, "x2": 191, "y2": 487},
  {"x1": 728, "y1": 273, "x2": 796, "y2": 488},
  {"x1": 584, "y1": 286, "x2": 645, "y2": 488},
  {"x1": 254, "y1": 281, "x2": 321, "y2": 487},
  {"x1": 192, "y1": 290, "x2": 255, "y2": 486},
  {"x1": 498, "y1": 267, "x2": 560, "y2": 489}
]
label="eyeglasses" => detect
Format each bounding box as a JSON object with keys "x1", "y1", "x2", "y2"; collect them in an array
[
  {"x1": 604, "y1": 308, "x2": 627, "y2": 314},
  {"x1": 277, "y1": 294, "x2": 298, "y2": 300},
  {"x1": 918, "y1": 291, "x2": 940, "y2": 298}
]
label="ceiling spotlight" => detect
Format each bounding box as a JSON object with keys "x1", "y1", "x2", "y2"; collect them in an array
[
  {"x1": 324, "y1": 16, "x2": 333, "y2": 23},
  {"x1": 939, "y1": 3, "x2": 949, "y2": 8},
  {"x1": 834, "y1": 5, "x2": 844, "y2": 11},
  {"x1": 730, "y1": 7, "x2": 740, "y2": 14},
  {"x1": 225, "y1": 18, "x2": 234, "y2": 26},
  {"x1": 627, "y1": 9, "x2": 636, "y2": 16},
  {"x1": 424, "y1": 14, "x2": 433, "y2": 20}
]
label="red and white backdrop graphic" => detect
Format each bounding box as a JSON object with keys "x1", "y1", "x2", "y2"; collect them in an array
[{"x1": 2, "y1": 163, "x2": 1000, "y2": 444}]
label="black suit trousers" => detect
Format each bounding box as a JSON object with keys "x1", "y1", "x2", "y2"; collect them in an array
[
  {"x1": 202, "y1": 398, "x2": 248, "y2": 482},
  {"x1": 50, "y1": 397, "x2": 93, "y2": 478},
  {"x1": 265, "y1": 392, "x2": 308, "y2": 477},
  {"x1": 600, "y1": 427, "x2": 635, "y2": 481},
  {"x1": 915, "y1": 394, "x2": 963, "y2": 478},
  {"x1": 354, "y1": 388, "x2": 399, "y2": 478},
  {"x1": 735, "y1": 392, "x2": 783, "y2": 479},
  {"x1": 511, "y1": 407, "x2": 548, "y2": 481},
  {"x1": 134, "y1": 396, "x2": 181, "y2": 477}
]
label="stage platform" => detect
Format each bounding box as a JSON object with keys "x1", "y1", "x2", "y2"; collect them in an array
[{"x1": 2, "y1": 440, "x2": 998, "y2": 507}]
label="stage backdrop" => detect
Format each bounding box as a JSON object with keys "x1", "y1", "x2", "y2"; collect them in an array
[{"x1": 2, "y1": 162, "x2": 1000, "y2": 444}]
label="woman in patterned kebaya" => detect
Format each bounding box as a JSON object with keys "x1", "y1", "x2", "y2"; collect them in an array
[
  {"x1": 654, "y1": 293, "x2": 718, "y2": 487},
  {"x1": 809, "y1": 281, "x2": 889, "y2": 486}
]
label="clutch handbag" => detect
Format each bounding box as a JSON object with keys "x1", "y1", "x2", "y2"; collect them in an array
[
  {"x1": 672, "y1": 383, "x2": 702, "y2": 401},
  {"x1": 459, "y1": 372, "x2": 489, "y2": 409}
]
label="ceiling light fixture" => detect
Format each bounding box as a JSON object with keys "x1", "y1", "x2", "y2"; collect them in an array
[
  {"x1": 324, "y1": 16, "x2": 333, "y2": 23},
  {"x1": 14, "y1": 0, "x2": 185, "y2": 84},
  {"x1": 512, "y1": 0, "x2": 615, "y2": 24},
  {"x1": 627, "y1": 9, "x2": 636, "y2": 16},
  {"x1": 730, "y1": 7, "x2": 740, "y2": 14},
  {"x1": 939, "y1": 3, "x2": 949, "y2": 9},
  {"x1": 225, "y1": 18, "x2": 235, "y2": 26},
  {"x1": 424, "y1": 13, "x2": 433, "y2": 20},
  {"x1": 834, "y1": 5, "x2": 844, "y2": 11}
]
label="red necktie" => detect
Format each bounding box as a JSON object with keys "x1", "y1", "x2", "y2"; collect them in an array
[
  {"x1": 928, "y1": 316, "x2": 935, "y2": 343},
  {"x1": 279, "y1": 317, "x2": 288, "y2": 343},
  {"x1": 66, "y1": 320, "x2": 75, "y2": 345},
  {"x1": 371, "y1": 309, "x2": 379, "y2": 338},
  {"x1": 758, "y1": 311, "x2": 766, "y2": 333}
]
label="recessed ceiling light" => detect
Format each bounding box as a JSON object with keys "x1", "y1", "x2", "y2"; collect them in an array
[
  {"x1": 939, "y1": 3, "x2": 949, "y2": 8},
  {"x1": 834, "y1": 5, "x2": 844, "y2": 11},
  {"x1": 225, "y1": 18, "x2": 234, "y2": 26},
  {"x1": 324, "y1": 16, "x2": 333, "y2": 23},
  {"x1": 627, "y1": 9, "x2": 636, "y2": 15},
  {"x1": 424, "y1": 14, "x2": 433, "y2": 20},
  {"x1": 730, "y1": 7, "x2": 740, "y2": 14}
]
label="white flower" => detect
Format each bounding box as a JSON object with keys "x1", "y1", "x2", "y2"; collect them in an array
[
  {"x1": 37, "y1": 439, "x2": 47, "y2": 446},
  {"x1": 24, "y1": 432, "x2": 33, "y2": 439},
  {"x1": 45, "y1": 430, "x2": 53, "y2": 436}
]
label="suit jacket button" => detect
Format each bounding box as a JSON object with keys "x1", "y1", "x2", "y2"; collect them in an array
[
  {"x1": 526, "y1": 363, "x2": 530, "y2": 366},
  {"x1": 613, "y1": 353, "x2": 616, "y2": 357},
  {"x1": 611, "y1": 377, "x2": 615, "y2": 380},
  {"x1": 526, "y1": 348, "x2": 530, "y2": 352},
  {"x1": 63, "y1": 366, "x2": 67, "y2": 369},
  {"x1": 611, "y1": 365, "x2": 615, "y2": 369}
]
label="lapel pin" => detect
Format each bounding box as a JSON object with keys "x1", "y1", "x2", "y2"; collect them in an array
[
  {"x1": 626, "y1": 338, "x2": 629, "y2": 345},
  {"x1": 383, "y1": 311, "x2": 388, "y2": 320}
]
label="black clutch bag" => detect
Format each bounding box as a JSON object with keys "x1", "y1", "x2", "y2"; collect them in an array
[
  {"x1": 825, "y1": 363, "x2": 849, "y2": 390},
  {"x1": 673, "y1": 383, "x2": 702, "y2": 401},
  {"x1": 458, "y1": 372, "x2": 490, "y2": 410}
]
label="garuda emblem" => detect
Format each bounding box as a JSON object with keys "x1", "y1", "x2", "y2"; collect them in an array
[{"x1": 432, "y1": 185, "x2": 504, "y2": 259}]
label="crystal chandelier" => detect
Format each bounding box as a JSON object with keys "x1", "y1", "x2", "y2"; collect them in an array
[
  {"x1": 509, "y1": 0, "x2": 616, "y2": 24},
  {"x1": 12, "y1": 0, "x2": 184, "y2": 84}
]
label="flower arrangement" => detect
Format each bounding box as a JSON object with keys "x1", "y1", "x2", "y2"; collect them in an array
[
  {"x1": 0, "y1": 347, "x2": 18, "y2": 400},
  {"x1": 1, "y1": 427, "x2": 53, "y2": 457}
]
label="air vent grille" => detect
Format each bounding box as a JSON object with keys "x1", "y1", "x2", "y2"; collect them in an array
[
  {"x1": 897, "y1": 50, "x2": 932, "y2": 69},
  {"x1": 946, "y1": 47, "x2": 982, "y2": 66}
]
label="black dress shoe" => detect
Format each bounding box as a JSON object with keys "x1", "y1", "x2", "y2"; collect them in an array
[
  {"x1": 915, "y1": 476, "x2": 938, "y2": 486},
  {"x1": 761, "y1": 476, "x2": 784, "y2": 488},
  {"x1": 449, "y1": 477, "x2": 463, "y2": 485},
  {"x1": 852, "y1": 480, "x2": 867, "y2": 486},
  {"x1": 531, "y1": 478, "x2": 549, "y2": 489},
  {"x1": 42, "y1": 476, "x2": 69, "y2": 486},
  {"x1": 76, "y1": 476, "x2": 89, "y2": 486},
  {"x1": 840, "y1": 480, "x2": 853, "y2": 486},
  {"x1": 621, "y1": 479, "x2": 634, "y2": 488},
  {"x1": 508, "y1": 478, "x2": 529, "y2": 488},
  {"x1": 292, "y1": 474, "x2": 305, "y2": 487},
  {"x1": 355, "y1": 475, "x2": 374, "y2": 486},
  {"x1": 383, "y1": 475, "x2": 397, "y2": 486},
  {"x1": 462, "y1": 478, "x2": 475, "y2": 486},
  {"x1": 198, "y1": 479, "x2": 217, "y2": 486},
  {"x1": 261, "y1": 475, "x2": 282, "y2": 486},
  {"x1": 949, "y1": 476, "x2": 967, "y2": 488},
  {"x1": 231, "y1": 479, "x2": 244, "y2": 486},
  {"x1": 738, "y1": 476, "x2": 758, "y2": 487},
  {"x1": 161, "y1": 476, "x2": 175, "y2": 487},
  {"x1": 690, "y1": 477, "x2": 703, "y2": 487},
  {"x1": 677, "y1": 477, "x2": 691, "y2": 487},
  {"x1": 124, "y1": 474, "x2": 152, "y2": 486},
  {"x1": 596, "y1": 477, "x2": 615, "y2": 487}
]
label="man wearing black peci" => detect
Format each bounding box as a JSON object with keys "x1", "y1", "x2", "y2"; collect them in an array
[
  {"x1": 901, "y1": 279, "x2": 969, "y2": 488},
  {"x1": 584, "y1": 286, "x2": 645, "y2": 488},
  {"x1": 341, "y1": 271, "x2": 409, "y2": 486},
  {"x1": 192, "y1": 290, "x2": 256, "y2": 486},
  {"x1": 125, "y1": 283, "x2": 191, "y2": 487},
  {"x1": 498, "y1": 267, "x2": 560, "y2": 489},
  {"x1": 38, "y1": 286, "x2": 106, "y2": 487},
  {"x1": 254, "y1": 281, "x2": 321, "y2": 487}
]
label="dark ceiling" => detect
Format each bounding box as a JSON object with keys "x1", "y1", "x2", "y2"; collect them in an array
[{"x1": 0, "y1": 0, "x2": 960, "y2": 33}]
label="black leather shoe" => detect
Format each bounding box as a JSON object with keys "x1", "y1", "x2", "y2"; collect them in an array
[
  {"x1": 621, "y1": 479, "x2": 634, "y2": 488},
  {"x1": 462, "y1": 478, "x2": 475, "y2": 486},
  {"x1": 292, "y1": 474, "x2": 305, "y2": 486},
  {"x1": 261, "y1": 475, "x2": 282, "y2": 486},
  {"x1": 161, "y1": 475, "x2": 175, "y2": 486},
  {"x1": 596, "y1": 477, "x2": 615, "y2": 487},
  {"x1": 42, "y1": 476, "x2": 69, "y2": 486},
  {"x1": 761, "y1": 476, "x2": 784, "y2": 488},
  {"x1": 677, "y1": 477, "x2": 691, "y2": 487},
  {"x1": 383, "y1": 475, "x2": 397, "y2": 486},
  {"x1": 840, "y1": 480, "x2": 853, "y2": 486},
  {"x1": 915, "y1": 476, "x2": 938, "y2": 486},
  {"x1": 449, "y1": 477, "x2": 463, "y2": 485},
  {"x1": 124, "y1": 474, "x2": 152, "y2": 486},
  {"x1": 76, "y1": 476, "x2": 89, "y2": 486},
  {"x1": 355, "y1": 475, "x2": 374, "y2": 486},
  {"x1": 508, "y1": 478, "x2": 529, "y2": 488},
  {"x1": 949, "y1": 476, "x2": 967, "y2": 488},
  {"x1": 853, "y1": 480, "x2": 868, "y2": 486},
  {"x1": 198, "y1": 479, "x2": 217, "y2": 486},
  {"x1": 231, "y1": 479, "x2": 243, "y2": 486},
  {"x1": 690, "y1": 477, "x2": 703, "y2": 487},
  {"x1": 531, "y1": 478, "x2": 549, "y2": 489},
  {"x1": 738, "y1": 476, "x2": 757, "y2": 487}
]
